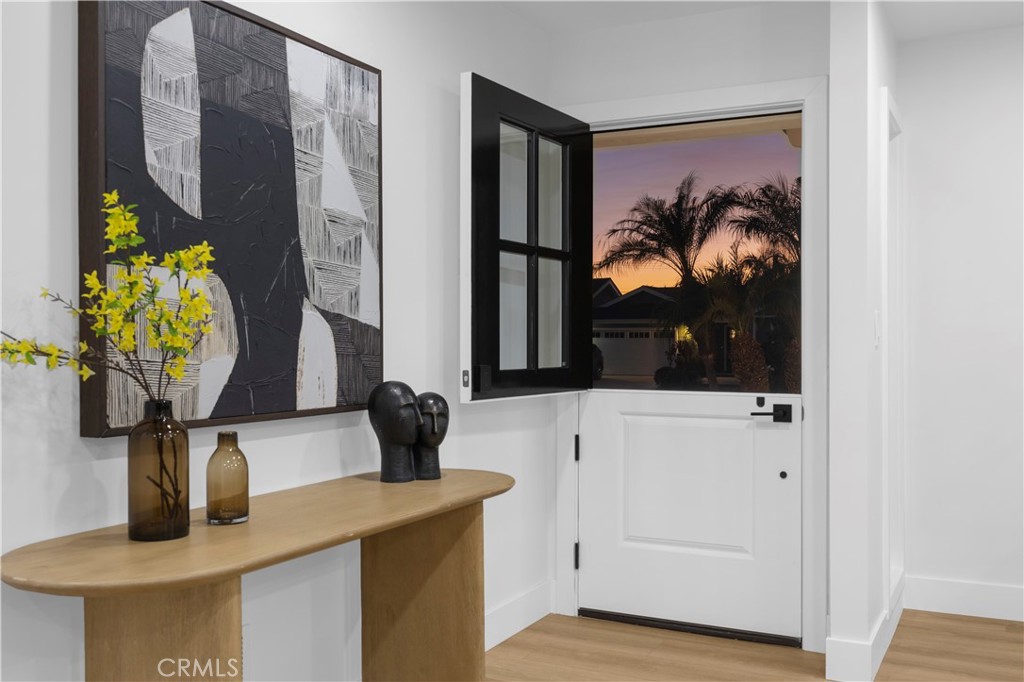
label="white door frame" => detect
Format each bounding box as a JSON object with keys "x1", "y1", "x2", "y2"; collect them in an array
[
  {"x1": 880, "y1": 85, "x2": 907, "y2": 624},
  {"x1": 552, "y1": 76, "x2": 829, "y2": 653}
]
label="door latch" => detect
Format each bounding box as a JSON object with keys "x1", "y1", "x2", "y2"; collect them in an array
[{"x1": 750, "y1": 403, "x2": 793, "y2": 423}]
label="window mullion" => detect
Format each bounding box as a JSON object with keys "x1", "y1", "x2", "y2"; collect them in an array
[{"x1": 527, "y1": 131, "x2": 539, "y2": 371}]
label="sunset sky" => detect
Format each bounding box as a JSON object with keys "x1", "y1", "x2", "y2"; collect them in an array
[{"x1": 593, "y1": 131, "x2": 801, "y2": 293}]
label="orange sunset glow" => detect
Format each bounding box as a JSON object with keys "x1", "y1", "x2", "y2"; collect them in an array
[{"x1": 593, "y1": 126, "x2": 801, "y2": 293}]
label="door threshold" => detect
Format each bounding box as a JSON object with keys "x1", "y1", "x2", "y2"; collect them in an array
[{"x1": 577, "y1": 608, "x2": 802, "y2": 648}]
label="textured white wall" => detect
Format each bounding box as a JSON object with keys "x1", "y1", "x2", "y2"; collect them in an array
[
  {"x1": 896, "y1": 24, "x2": 1024, "y2": 621},
  {"x1": 0, "y1": 2, "x2": 562, "y2": 680}
]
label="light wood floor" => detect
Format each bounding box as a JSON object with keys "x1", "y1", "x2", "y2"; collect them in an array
[{"x1": 486, "y1": 610, "x2": 1023, "y2": 681}]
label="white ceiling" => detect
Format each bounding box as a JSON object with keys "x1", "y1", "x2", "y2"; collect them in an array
[
  {"x1": 498, "y1": 0, "x2": 1023, "y2": 42},
  {"x1": 882, "y1": 1, "x2": 1023, "y2": 43}
]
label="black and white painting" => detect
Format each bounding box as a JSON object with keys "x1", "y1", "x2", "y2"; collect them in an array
[{"x1": 89, "y1": 1, "x2": 382, "y2": 431}]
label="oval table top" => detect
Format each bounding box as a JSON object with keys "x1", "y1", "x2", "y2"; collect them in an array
[{"x1": 1, "y1": 468, "x2": 515, "y2": 597}]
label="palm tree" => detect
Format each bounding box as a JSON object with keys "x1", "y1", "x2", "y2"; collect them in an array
[
  {"x1": 730, "y1": 174, "x2": 801, "y2": 263},
  {"x1": 730, "y1": 174, "x2": 802, "y2": 392},
  {"x1": 594, "y1": 172, "x2": 740, "y2": 286},
  {"x1": 692, "y1": 242, "x2": 774, "y2": 391}
]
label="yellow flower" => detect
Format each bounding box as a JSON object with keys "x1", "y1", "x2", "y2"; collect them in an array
[
  {"x1": 106, "y1": 310, "x2": 124, "y2": 334},
  {"x1": 161, "y1": 252, "x2": 179, "y2": 270},
  {"x1": 117, "y1": 323, "x2": 137, "y2": 352},
  {"x1": 3, "y1": 192, "x2": 224, "y2": 395},
  {"x1": 98, "y1": 289, "x2": 117, "y2": 306},
  {"x1": 40, "y1": 343, "x2": 62, "y2": 368},
  {"x1": 130, "y1": 252, "x2": 155, "y2": 269},
  {"x1": 83, "y1": 271, "x2": 102, "y2": 297},
  {"x1": 166, "y1": 356, "x2": 186, "y2": 381}
]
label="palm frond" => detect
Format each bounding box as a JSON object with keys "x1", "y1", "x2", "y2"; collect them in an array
[{"x1": 729, "y1": 173, "x2": 801, "y2": 262}]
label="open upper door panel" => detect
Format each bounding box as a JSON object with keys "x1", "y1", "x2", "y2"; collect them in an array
[{"x1": 460, "y1": 73, "x2": 593, "y2": 402}]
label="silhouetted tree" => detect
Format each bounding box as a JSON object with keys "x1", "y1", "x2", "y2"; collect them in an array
[
  {"x1": 730, "y1": 174, "x2": 801, "y2": 263},
  {"x1": 595, "y1": 172, "x2": 739, "y2": 286}
]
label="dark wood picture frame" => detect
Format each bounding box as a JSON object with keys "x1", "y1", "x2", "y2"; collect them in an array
[{"x1": 79, "y1": 1, "x2": 383, "y2": 437}]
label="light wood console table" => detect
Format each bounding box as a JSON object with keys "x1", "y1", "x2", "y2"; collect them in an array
[{"x1": 1, "y1": 468, "x2": 515, "y2": 681}]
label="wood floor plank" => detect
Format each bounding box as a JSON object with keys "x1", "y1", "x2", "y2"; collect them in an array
[
  {"x1": 487, "y1": 610, "x2": 1024, "y2": 682},
  {"x1": 486, "y1": 614, "x2": 824, "y2": 681},
  {"x1": 876, "y1": 610, "x2": 1023, "y2": 682}
]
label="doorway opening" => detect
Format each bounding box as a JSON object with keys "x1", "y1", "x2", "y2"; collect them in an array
[{"x1": 591, "y1": 113, "x2": 802, "y2": 394}]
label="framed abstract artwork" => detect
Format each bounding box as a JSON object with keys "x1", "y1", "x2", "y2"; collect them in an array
[{"x1": 79, "y1": 1, "x2": 382, "y2": 436}]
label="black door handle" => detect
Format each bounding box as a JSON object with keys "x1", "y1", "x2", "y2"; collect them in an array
[{"x1": 750, "y1": 404, "x2": 793, "y2": 423}]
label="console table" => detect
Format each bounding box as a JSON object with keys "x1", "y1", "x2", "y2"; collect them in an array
[{"x1": 1, "y1": 468, "x2": 515, "y2": 681}]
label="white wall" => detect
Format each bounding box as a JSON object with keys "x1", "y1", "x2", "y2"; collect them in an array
[
  {"x1": 546, "y1": 1, "x2": 828, "y2": 106},
  {"x1": 826, "y1": 3, "x2": 903, "y2": 680},
  {"x1": 896, "y1": 23, "x2": 1024, "y2": 622},
  {"x1": 0, "y1": 2, "x2": 564, "y2": 680}
]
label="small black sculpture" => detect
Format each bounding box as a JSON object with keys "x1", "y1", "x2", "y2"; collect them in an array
[
  {"x1": 367, "y1": 381, "x2": 421, "y2": 483},
  {"x1": 413, "y1": 392, "x2": 449, "y2": 480},
  {"x1": 367, "y1": 382, "x2": 450, "y2": 483}
]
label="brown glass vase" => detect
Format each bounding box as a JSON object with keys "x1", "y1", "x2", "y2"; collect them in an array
[
  {"x1": 128, "y1": 400, "x2": 190, "y2": 541},
  {"x1": 206, "y1": 431, "x2": 249, "y2": 525}
]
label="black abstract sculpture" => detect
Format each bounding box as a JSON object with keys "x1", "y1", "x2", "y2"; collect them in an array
[
  {"x1": 367, "y1": 381, "x2": 421, "y2": 483},
  {"x1": 367, "y1": 382, "x2": 449, "y2": 483},
  {"x1": 413, "y1": 392, "x2": 449, "y2": 480}
]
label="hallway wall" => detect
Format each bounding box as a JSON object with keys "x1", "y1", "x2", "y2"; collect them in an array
[{"x1": 896, "y1": 23, "x2": 1024, "y2": 622}]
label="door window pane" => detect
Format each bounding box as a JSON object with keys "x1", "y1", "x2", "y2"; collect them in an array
[
  {"x1": 499, "y1": 251, "x2": 528, "y2": 370},
  {"x1": 592, "y1": 112, "x2": 802, "y2": 392},
  {"x1": 538, "y1": 258, "x2": 564, "y2": 368},
  {"x1": 499, "y1": 123, "x2": 528, "y2": 243},
  {"x1": 538, "y1": 137, "x2": 563, "y2": 249}
]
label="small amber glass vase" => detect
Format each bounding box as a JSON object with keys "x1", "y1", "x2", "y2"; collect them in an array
[
  {"x1": 128, "y1": 400, "x2": 190, "y2": 541},
  {"x1": 207, "y1": 431, "x2": 249, "y2": 525}
]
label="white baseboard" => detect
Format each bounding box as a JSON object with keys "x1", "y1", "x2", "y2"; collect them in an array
[
  {"x1": 905, "y1": 575, "x2": 1023, "y2": 621},
  {"x1": 485, "y1": 580, "x2": 553, "y2": 651},
  {"x1": 825, "y1": 591, "x2": 904, "y2": 681}
]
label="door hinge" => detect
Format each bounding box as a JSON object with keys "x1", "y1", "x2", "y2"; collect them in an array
[
  {"x1": 574, "y1": 542, "x2": 580, "y2": 570},
  {"x1": 802, "y1": 405, "x2": 805, "y2": 421},
  {"x1": 574, "y1": 434, "x2": 580, "y2": 462}
]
